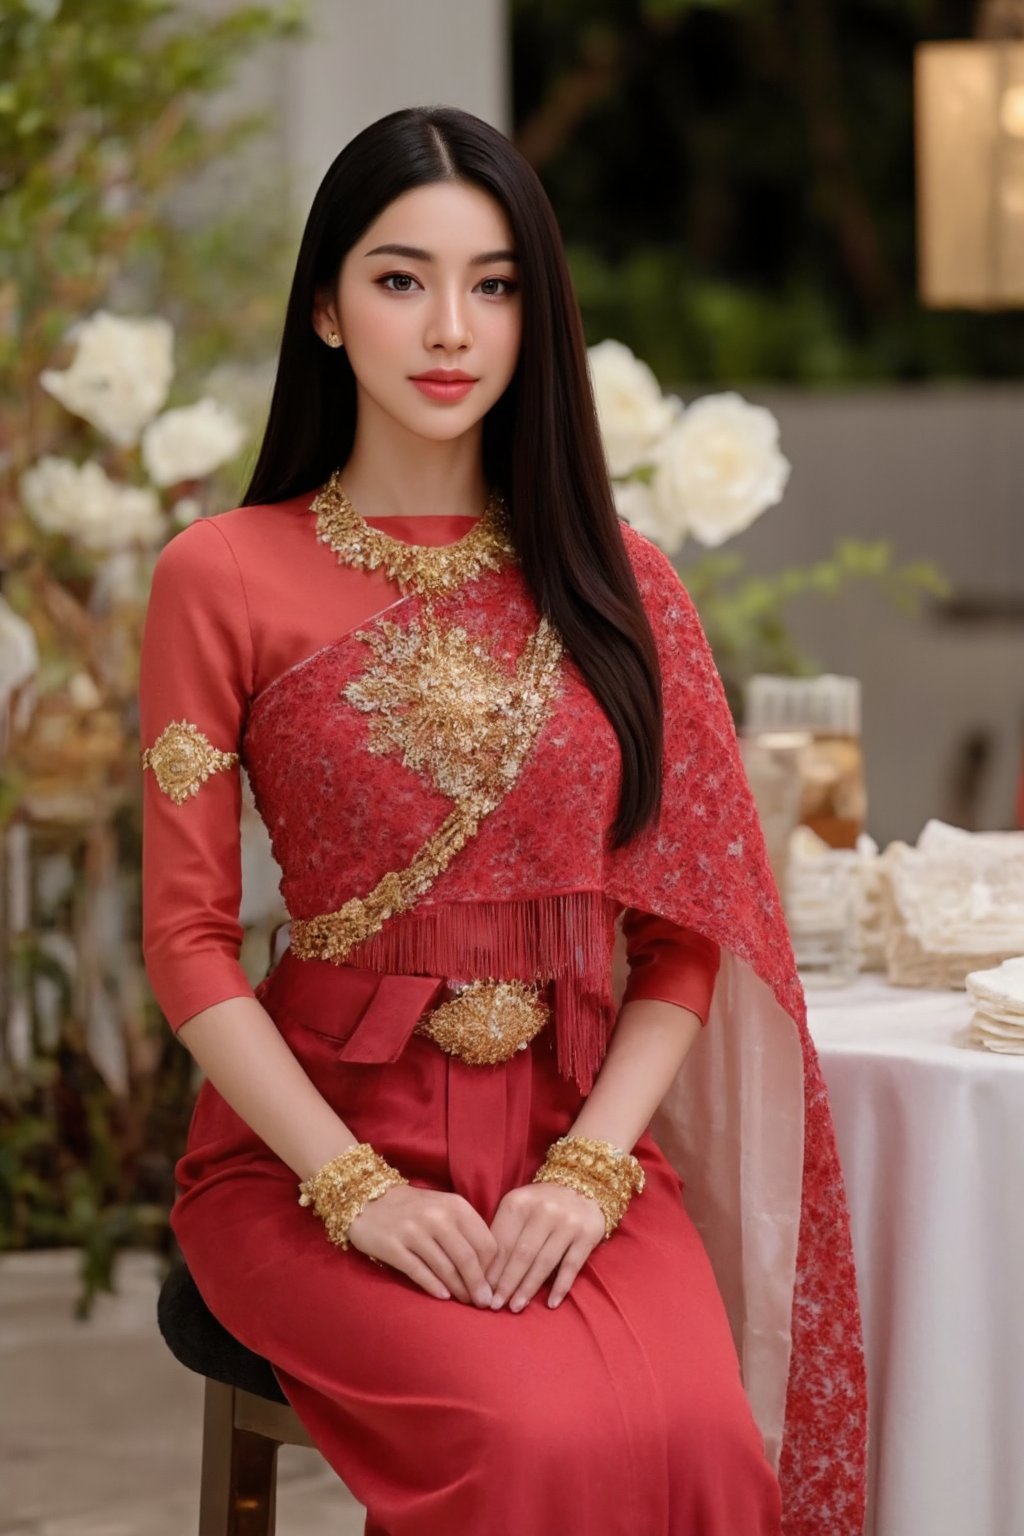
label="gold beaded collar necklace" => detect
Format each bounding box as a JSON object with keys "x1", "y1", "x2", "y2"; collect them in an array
[{"x1": 310, "y1": 469, "x2": 517, "y2": 598}]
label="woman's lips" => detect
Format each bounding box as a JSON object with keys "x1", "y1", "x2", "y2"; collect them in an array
[{"x1": 411, "y1": 377, "x2": 477, "y2": 402}]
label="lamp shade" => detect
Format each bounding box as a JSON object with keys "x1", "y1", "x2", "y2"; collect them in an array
[{"x1": 916, "y1": 40, "x2": 1024, "y2": 307}]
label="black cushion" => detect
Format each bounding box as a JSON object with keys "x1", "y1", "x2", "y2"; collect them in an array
[{"x1": 157, "y1": 1260, "x2": 288, "y2": 1405}]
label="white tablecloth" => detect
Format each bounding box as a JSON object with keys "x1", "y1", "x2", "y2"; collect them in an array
[{"x1": 805, "y1": 975, "x2": 1024, "y2": 1536}]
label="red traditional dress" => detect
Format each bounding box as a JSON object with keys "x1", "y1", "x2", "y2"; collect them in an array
[{"x1": 139, "y1": 482, "x2": 868, "y2": 1536}]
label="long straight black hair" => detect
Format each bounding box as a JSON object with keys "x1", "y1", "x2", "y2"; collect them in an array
[{"x1": 243, "y1": 105, "x2": 663, "y2": 849}]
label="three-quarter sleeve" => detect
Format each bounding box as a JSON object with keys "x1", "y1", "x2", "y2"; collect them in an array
[
  {"x1": 138, "y1": 517, "x2": 256, "y2": 1031},
  {"x1": 621, "y1": 907, "x2": 721, "y2": 1025}
]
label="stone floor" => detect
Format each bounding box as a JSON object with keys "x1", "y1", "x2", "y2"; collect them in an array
[{"x1": 0, "y1": 1249, "x2": 365, "y2": 1535}]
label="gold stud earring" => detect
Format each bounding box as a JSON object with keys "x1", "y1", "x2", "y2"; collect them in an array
[{"x1": 325, "y1": 330, "x2": 343, "y2": 348}]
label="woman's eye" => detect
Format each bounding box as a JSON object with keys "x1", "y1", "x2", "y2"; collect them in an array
[
  {"x1": 379, "y1": 273, "x2": 419, "y2": 293},
  {"x1": 479, "y1": 277, "x2": 518, "y2": 297}
]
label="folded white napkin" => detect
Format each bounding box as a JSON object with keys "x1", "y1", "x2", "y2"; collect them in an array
[
  {"x1": 966, "y1": 957, "x2": 1024, "y2": 1052},
  {"x1": 880, "y1": 824, "x2": 1024, "y2": 989}
]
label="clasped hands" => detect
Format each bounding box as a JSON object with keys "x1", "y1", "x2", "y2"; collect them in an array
[
  {"x1": 482, "y1": 1181, "x2": 607, "y2": 1312},
  {"x1": 348, "y1": 1178, "x2": 607, "y2": 1311}
]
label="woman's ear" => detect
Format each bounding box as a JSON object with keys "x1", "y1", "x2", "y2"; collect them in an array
[{"x1": 311, "y1": 293, "x2": 342, "y2": 348}]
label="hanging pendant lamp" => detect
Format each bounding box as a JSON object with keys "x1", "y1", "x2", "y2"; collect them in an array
[{"x1": 916, "y1": 1, "x2": 1024, "y2": 308}]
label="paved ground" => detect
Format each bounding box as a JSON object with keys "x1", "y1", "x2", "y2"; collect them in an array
[{"x1": 0, "y1": 1248, "x2": 365, "y2": 1535}]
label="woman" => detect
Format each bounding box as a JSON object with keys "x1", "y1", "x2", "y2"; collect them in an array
[{"x1": 139, "y1": 106, "x2": 867, "y2": 1535}]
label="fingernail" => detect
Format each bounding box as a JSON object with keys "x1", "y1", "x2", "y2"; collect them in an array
[
  {"x1": 510, "y1": 1297, "x2": 525, "y2": 1312},
  {"x1": 490, "y1": 1294, "x2": 504, "y2": 1309},
  {"x1": 476, "y1": 1287, "x2": 493, "y2": 1306},
  {"x1": 548, "y1": 1296, "x2": 561, "y2": 1308}
]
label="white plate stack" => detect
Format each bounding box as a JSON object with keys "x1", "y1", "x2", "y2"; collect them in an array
[{"x1": 966, "y1": 957, "x2": 1024, "y2": 1053}]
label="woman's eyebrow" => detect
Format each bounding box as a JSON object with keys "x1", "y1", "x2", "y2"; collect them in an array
[{"x1": 364, "y1": 243, "x2": 517, "y2": 265}]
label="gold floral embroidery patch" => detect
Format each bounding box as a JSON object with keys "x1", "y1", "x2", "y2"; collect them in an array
[
  {"x1": 141, "y1": 719, "x2": 239, "y2": 805},
  {"x1": 343, "y1": 613, "x2": 553, "y2": 803}
]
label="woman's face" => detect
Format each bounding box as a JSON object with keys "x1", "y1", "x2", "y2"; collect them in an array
[{"x1": 320, "y1": 180, "x2": 522, "y2": 443}]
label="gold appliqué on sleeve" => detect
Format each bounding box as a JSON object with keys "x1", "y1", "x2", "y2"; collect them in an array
[
  {"x1": 141, "y1": 719, "x2": 239, "y2": 806},
  {"x1": 289, "y1": 610, "x2": 564, "y2": 962}
]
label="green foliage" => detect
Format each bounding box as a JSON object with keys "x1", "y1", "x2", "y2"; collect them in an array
[
  {"x1": 682, "y1": 538, "x2": 950, "y2": 714},
  {"x1": 570, "y1": 245, "x2": 867, "y2": 385},
  {"x1": 0, "y1": 0, "x2": 303, "y2": 404},
  {"x1": 640, "y1": 0, "x2": 742, "y2": 16},
  {"x1": 0, "y1": 1017, "x2": 195, "y2": 1312}
]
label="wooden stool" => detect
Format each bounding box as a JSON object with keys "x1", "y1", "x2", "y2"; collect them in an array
[{"x1": 157, "y1": 1259, "x2": 317, "y2": 1536}]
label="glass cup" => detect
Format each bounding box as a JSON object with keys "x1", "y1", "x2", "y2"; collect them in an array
[{"x1": 785, "y1": 845, "x2": 860, "y2": 987}]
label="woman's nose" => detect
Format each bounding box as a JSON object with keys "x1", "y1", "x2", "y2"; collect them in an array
[{"x1": 425, "y1": 289, "x2": 472, "y2": 351}]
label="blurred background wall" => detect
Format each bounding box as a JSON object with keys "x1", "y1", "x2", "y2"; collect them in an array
[{"x1": 182, "y1": 0, "x2": 510, "y2": 217}]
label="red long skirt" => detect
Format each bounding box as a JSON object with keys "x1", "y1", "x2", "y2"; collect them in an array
[{"x1": 171, "y1": 950, "x2": 783, "y2": 1536}]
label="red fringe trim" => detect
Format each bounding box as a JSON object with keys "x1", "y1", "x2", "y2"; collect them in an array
[{"x1": 343, "y1": 891, "x2": 620, "y2": 1093}]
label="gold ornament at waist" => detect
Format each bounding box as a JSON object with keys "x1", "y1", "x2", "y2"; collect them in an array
[{"x1": 413, "y1": 978, "x2": 551, "y2": 1065}]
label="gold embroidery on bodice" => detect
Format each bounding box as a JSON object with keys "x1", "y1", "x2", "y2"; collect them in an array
[
  {"x1": 344, "y1": 612, "x2": 556, "y2": 804},
  {"x1": 289, "y1": 611, "x2": 564, "y2": 963}
]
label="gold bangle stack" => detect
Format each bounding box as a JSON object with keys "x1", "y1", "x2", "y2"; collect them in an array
[
  {"x1": 297, "y1": 1142, "x2": 408, "y2": 1250},
  {"x1": 531, "y1": 1134, "x2": 646, "y2": 1240}
]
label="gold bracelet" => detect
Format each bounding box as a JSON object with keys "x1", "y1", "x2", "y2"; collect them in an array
[
  {"x1": 531, "y1": 1134, "x2": 645, "y2": 1240},
  {"x1": 297, "y1": 1142, "x2": 408, "y2": 1250}
]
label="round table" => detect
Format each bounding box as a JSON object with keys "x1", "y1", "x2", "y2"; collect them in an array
[{"x1": 806, "y1": 975, "x2": 1024, "y2": 1536}]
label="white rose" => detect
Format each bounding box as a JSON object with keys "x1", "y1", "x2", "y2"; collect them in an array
[
  {"x1": 20, "y1": 456, "x2": 165, "y2": 551},
  {"x1": 652, "y1": 392, "x2": 791, "y2": 548},
  {"x1": 141, "y1": 397, "x2": 247, "y2": 487},
  {"x1": 587, "y1": 339, "x2": 681, "y2": 477},
  {"x1": 0, "y1": 595, "x2": 39, "y2": 715},
  {"x1": 40, "y1": 311, "x2": 174, "y2": 447},
  {"x1": 611, "y1": 478, "x2": 686, "y2": 557}
]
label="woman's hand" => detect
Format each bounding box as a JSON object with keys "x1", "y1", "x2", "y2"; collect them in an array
[
  {"x1": 485, "y1": 1183, "x2": 606, "y2": 1312},
  {"x1": 346, "y1": 1183, "x2": 499, "y2": 1307}
]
